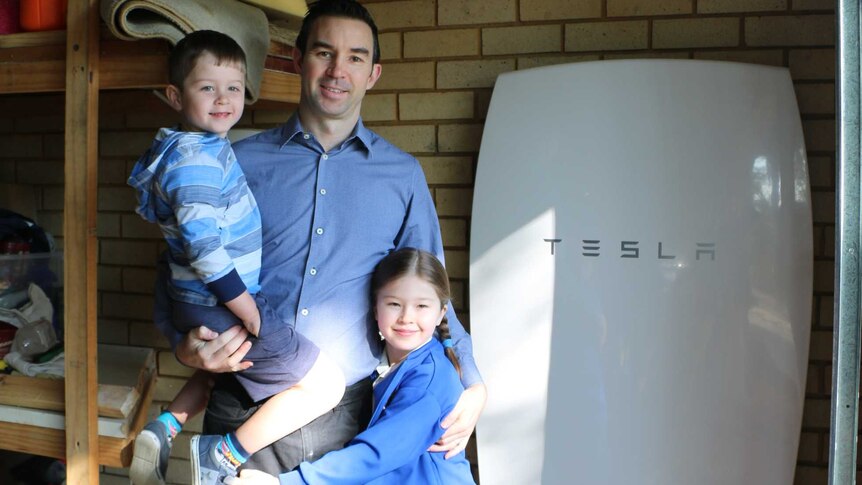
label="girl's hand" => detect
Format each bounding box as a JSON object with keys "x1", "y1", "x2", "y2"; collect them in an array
[
  {"x1": 224, "y1": 469, "x2": 279, "y2": 485},
  {"x1": 428, "y1": 383, "x2": 487, "y2": 459}
]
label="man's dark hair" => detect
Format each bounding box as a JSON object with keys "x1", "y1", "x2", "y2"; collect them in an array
[
  {"x1": 296, "y1": 0, "x2": 380, "y2": 64},
  {"x1": 169, "y1": 30, "x2": 247, "y2": 88}
]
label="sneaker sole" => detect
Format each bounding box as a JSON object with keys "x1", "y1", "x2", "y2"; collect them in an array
[
  {"x1": 130, "y1": 430, "x2": 166, "y2": 485},
  {"x1": 190, "y1": 435, "x2": 203, "y2": 485}
]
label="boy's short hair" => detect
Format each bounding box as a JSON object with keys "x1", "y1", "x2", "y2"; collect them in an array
[
  {"x1": 296, "y1": 0, "x2": 380, "y2": 64},
  {"x1": 169, "y1": 30, "x2": 247, "y2": 88}
]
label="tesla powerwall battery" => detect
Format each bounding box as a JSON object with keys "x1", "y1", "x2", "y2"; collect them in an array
[{"x1": 470, "y1": 60, "x2": 812, "y2": 485}]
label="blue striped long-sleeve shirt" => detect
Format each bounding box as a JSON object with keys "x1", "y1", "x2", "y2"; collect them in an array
[{"x1": 128, "y1": 127, "x2": 262, "y2": 306}]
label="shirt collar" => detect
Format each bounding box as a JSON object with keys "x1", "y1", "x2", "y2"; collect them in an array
[{"x1": 280, "y1": 113, "x2": 374, "y2": 158}]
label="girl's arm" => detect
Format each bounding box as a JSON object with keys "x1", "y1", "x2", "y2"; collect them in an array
[{"x1": 281, "y1": 381, "x2": 448, "y2": 485}]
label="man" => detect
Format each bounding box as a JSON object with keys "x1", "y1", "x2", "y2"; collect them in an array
[{"x1": 155, "y1": 0, "x2": 487, "y2": 476}]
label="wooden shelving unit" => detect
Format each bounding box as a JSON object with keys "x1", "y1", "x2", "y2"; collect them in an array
[{"x1": 0, "y1": 2, "x2": 300, "y2": 483}]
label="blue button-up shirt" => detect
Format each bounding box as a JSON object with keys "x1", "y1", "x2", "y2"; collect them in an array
[{"x1": 156, "y1": 114, "x2": 481, "y2": 388}]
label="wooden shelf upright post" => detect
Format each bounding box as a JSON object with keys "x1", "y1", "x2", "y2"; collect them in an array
[{"x1": 64, "y1": 0, "x2": 100, "y2": 483}]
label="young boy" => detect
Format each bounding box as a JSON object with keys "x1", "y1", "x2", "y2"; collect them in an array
[{"x1": 127, "y1": 30, "x2": 344, "y2": 485}]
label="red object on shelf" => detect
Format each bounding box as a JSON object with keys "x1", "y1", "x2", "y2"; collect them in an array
[
  {"x1": 19, "y1": 0, "x2": 65, "y2": 32},
  {"x1": 0, "y1": 0, "x2": 21, "y2": 34},
  {"x1": 0, "y1": 322, "x2": 16, "y2": 359}
]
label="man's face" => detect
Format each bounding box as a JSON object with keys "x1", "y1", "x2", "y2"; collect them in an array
[{"x1": 294, "y1": 16, "x2": 382, "y2": 126}]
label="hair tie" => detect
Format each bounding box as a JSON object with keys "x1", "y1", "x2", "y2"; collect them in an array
[{"x1": 442, "y1": 338, "x2": 454, "y2": 348}]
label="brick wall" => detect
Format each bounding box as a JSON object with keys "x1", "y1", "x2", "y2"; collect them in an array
[{"x1": 0, "y1": 0, "x2": 836, "y2": 483}]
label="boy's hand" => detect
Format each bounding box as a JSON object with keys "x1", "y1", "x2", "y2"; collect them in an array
[
  {"x1": 176, "y1": 325, "x2": 253, "y2": 373},
  {"x1": 245, "y1": 309, "x2": 261, "y2": 338}
]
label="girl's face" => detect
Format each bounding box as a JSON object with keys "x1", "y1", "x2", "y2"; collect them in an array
[{"x1": 375, "y1": 275, "x2": 447, "y2": 364}]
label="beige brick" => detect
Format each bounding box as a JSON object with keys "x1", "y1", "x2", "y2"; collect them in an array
[
  {"x1": 158, "y1": 350, "x2": 195, "y2": 377},
  {"x1": 823, "y1": 224, "x2": 835, "y2": 259},
  {"x1": 653, "y1": 18, "x2": 740, "y2": 49},
  {"x1": 0, "y1": 161, "x2": 13, "y2": 182},
  {"x1": 365, "y1": 0, "x2": 435, "y2": 30},
  {"x1": 36, "y1": 210, "x2": 62, "y2": 237},
  {"x1": 125, "y1": 111, "x2": 178, "y2": 130},
  {"x1": 808, "y1": 156, "x2": 832, "y2": 188},
  {"x1": 812, "y1": 225, "x2": 823, "y2": 257},
  {"x1": 130, "y1": 321, "x2": 171, "y2": 348},
  {"x1": 98, "y1": 319, "x2": 129, "y2": 345},
  {"x1": 795, "y1": 83, "x2": 835, "y2": 115},
  {"x1": 400, "y1": 92, "x2": 474, "y2": 120},
  {"x1": 405, "y1": 29, "x2": 480, "y2": 59},
  {"x1": 0, "y1": 134, "x2": 42, "y2": 158},
  {"x1": 436, "y1": 188, "x2": 474, "y2": 217},
  {"x1": 122, "y1": 213, "x2": 163, "y2": 239},
  {"x1": 693, "y1": 49, "x2": 784, "y2": 67},
  {"x1": 745, "y1": 15, "x2": 834, "y2": 47},
  {"x1": 439, "y1": 0, "x2": 517, "y2": 26},
  {"x1": 521, "y1": 0, "x2": 602, "y2": 21},
  {"x1": 439, "y1": 218, "x2": 468, "y2": 247},
  {"x1": 101, "y1": 240, "x2": 160, "y2": 266},
  {"x1": 102, "y1": 293, "x2": 154, "y2": 320},
  {"x1": 418, "y1": 156, "x2": 474, "y2": 184},
  {"x1": 813, "y1": 259, "x2": 834, "y2": 293},
  {"x1": 99, "y1": 265, "x2": 123, "y2": 292},
  {"x1": 517, "y1": 54, "x2": 600, "y2": 71},
  {"x1": 565, "y1": 21, "x2": 649, "y2": 52},
  {"x1": 379, "y1": 32, "x2": 402, "y2": 61},
  {"x1": 42, "y1": 187, "x2": 63, "y2": 210},
  {"x1": 252, "y1": 109, "x2": 293, "y2": 125},
  {"x1": 374, "y1": 62, "x2": 436, "y2": 90},
  {"x1": 789, "y1": 49, "x2": 835, "y2": 80},
  {"x1": 795, "y1": 466, "x2": 828, "y2": 484},
  {"x1": 439, "y1": 123, "x2": 484, "y2": 152},
  {"x1": 98, "y1": 186, "x2": 135, "y2": 212},
  {"x1": 43, "y1": 133, "x2": 64, "y2": 158},
  {"x1": 100, "y1": 131, "x2": 155, "y2": 157},
  {"x1": 371, "y1": 125, "x2": 437, "y2": 153},
  {"x1": 608, "y1": 0, "x2": 691, "y2": 17},
  {"x1": 802, "y1": 396, "x2": 830, "y2": 427},
  {"x1": 361, "y1": 94, "x2": 397, "y2": 122},
  {"x1": 797, "y1": 431, "x2": 821, "y2": 462},
  {"x1": 98, "y1": 213, "x2": 121, "y2": 238},
  {"x1": 450, "y1": 280, "x2": 466, "y2": 311},
  {"x1": 483, "y1": 25, "x2": 561, "y2": 56},
  {"x1": 123, "y1": 267, "x2": 157, "y2": 294},
  {"x1": 802, "y1": 119, "x2": 834, "y2": 152},
  {"x1": 166, "y1": 456, "x2": 193, "y2": 484},
  {"x1": 806, "y1": 363, "x2": 821, "y2": 394},
  {"x1": 437, "y1": 60, "x2": 516, "y2": 89},
  {"x1": 793, "y1": 0, "x2": 834, "y2": 10},
  {"x1": 100, "y1": 160, "x2": 130, "y2": 185},
  {"x1": 100, "y1": 113, "x2": 126, "y2": 130},
  {"x1": 698, "y1": 0, "x2": 786, "y2": 13},
  {"x1": 17, "y1": 161, "x2": 63, "y2": 184},
  {"x1": 475, "y1": 89, "x2": 493, "y2": 119},
  {"x1": 0, "y1": 117, "x2": 12, "y2": 133},
  {"x1": 603, "y1": 51, "x2": 690, "y2": 61},
  {"x1": 443, "y1": 249, "x2": 469, "y2": 279},
  {"x1": 819, "y1": 294, "x2": 833, "y2": 327},
  {"x1": 811, "y1": 190, "x2": 835, "y2": 225},
  {"x1": 14, "y1": 115, "x2": 64, "y2": 133}
]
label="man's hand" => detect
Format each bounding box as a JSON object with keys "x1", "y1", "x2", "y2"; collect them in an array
[
  {"x1": 428, "y1": 383, "x2": 487, "y2": 459},
  {"x1": 224, "y1": 469, "x2": 279, "y2": 485},
  {"x1": 176, "y1": 325, "x2": 253, "y2": 373}
]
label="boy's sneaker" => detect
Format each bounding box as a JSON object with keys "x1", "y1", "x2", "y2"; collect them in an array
[
  {"x1": 130, "y1": 420, "x2": 172, "y2": 485},
  {"x1": 190, "y1": 435, "x2": 239, "y2": 485}
]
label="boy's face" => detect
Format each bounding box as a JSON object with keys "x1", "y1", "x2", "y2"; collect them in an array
[{"x1": 166, "y1": 52, "x2": 245, "y2": 138}]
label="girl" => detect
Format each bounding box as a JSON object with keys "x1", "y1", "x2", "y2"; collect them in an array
[{"x1": 228, "y1": 248, "x2": 476, "y2": 484}]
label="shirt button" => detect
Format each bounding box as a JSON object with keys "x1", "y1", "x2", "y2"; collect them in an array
[
  {"x1": 309, "y1": 268, "x2": 317, "y2": 275},
  {"x1": 319, "y1": 188, "x2": 326, "y2": 195},
  {"x1": 316, "y1": 228, "x2": 324, "y2": 235},
  {"x1": 301, "y1": 308, "x2": 309, "y2": 316},
  {"x1": 303, "y1": 134, "x2": 310, "y2": 139},
  {"x1": 322, "y1": 154, "x2": 329, "y2": 160}
]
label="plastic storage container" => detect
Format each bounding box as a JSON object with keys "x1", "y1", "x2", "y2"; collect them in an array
[
  {"x1": 19, "y1": 0, "x2": 65, "y2": 32},
  {"x1": 0, "y1": 252, "x2": 63, "y2": 340}
]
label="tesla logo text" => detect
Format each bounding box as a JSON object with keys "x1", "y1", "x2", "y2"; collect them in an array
[
  {"x1": 579, "y1": 240, "x2": 716, "y2": 261},
  {"x1": 544, "y1": 239, "x2": 562, "y2": 255}
]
